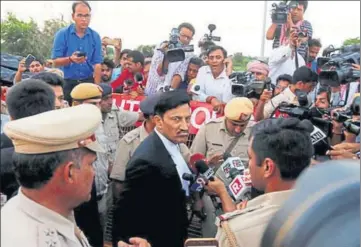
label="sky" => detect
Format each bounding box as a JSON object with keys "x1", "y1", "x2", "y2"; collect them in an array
[{"x1": 1, "y1": 1, "x2": 360, "y2": 58}]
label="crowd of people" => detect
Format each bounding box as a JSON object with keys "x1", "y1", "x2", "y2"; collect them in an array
[{"x1": 1, "y1": 1, "x2": 360, "y2": 247}]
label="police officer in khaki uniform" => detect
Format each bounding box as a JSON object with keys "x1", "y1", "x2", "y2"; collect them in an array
[
  {"x1": 212, "y1": 118, "x2": 314, "y2": 247},
  {"x1": 190, "y1": 97, "x2": 254, "y2": 238},
  {"x1": 110, "y1": 92, "x2": 190, "y2": 198},
  {"x1": 1, "y1": 104, "x2": 151, "y2": 247},
  {"x1": 190, "y1": 97, "x2": 254, "y2": 165},
  {"x1": 71, "y1": 83, "x2": 141, "y2": 233},
  {"x1": 1, "y1": 104, "x2": 104, "y2": 247}
]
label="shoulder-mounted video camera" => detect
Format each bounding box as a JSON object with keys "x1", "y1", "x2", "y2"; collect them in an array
[
  {"x1": 198, "y1": 24, "x2": 221, "y2": 53},
  {"x1": 318, "y1": 44, "x2": 360, "y2": 87},
  {"x1": 230, "y1": 72, "x2": 272, "y2": 99},
  {"x1": 271, "y1": 1, "x2": 301, "y2": 25},
  {"x1": 159, "y1": 28, "x2": 194, "y2": 63}
]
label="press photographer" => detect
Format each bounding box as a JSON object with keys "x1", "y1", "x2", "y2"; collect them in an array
[
  {"x1": 318, "y1": 44, "x2": 360, "y2": 107},
  {"x1": 266, "y1": 0, "x2": 313, "y2": 60},
  {"x1": 145, "y1": 22, "x2": 195, "y2": 95},
  {"x1": 264, "y1": 66, "x2": 318, "y2": 119},
  {"x1": 269, "y1": 25, "x2": 307, "y2": 85}
]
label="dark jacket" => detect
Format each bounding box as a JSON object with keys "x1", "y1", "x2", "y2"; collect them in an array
[
  {"x1": 0, "y1": 133, "x2": 19, "y2": 199},
  {"x1": 112, "y1": 132, "x2": 188, "y2": 247}
]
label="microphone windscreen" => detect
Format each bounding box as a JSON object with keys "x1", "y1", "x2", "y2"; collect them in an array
[
  {"x1": 190, "y1": 153, "x2": 206, "y2": 167},
  {"x1": 135, "y1": 72, "x2": 143, "y2": 82},
  {"x1": 195, "y1": 160, "x2": 209, "y2": 174},
  {"x1": 229, "y1": 168, "x2": 240, "y2": 180}
]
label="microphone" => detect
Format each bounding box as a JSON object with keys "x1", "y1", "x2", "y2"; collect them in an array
[
  {"x1": 195, "y1": 160, "x2": 215, "y2": 181},
  {"x1": 228, "y1": 168, "x2": 252, "y2": 203},
  {"x1": 135, "y1": 72, "x2": 144, "y2": 89},
  {"x1": 189, "y1": 153, "x2": 207, "y2": 171},
  {"x1": 215, "y1": 155, "x2": 246, "y2": 185},
  {"x1": 190, "y1": 84, "x2": 201, "y2": 95},
  {"x1": 123, "y1": 79, "x2": 134, "y2": 93},
  {"x1": 187, "y1": 160, "x2": 215, "y2": 192},
  {"x1": 182, "y1": 173, "x2": 196, "y2": 184}
]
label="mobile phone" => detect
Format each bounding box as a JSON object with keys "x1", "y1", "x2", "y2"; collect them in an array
[
  {"x1": 24, "y1": 54, "x2": 36, "y2": 68},
  {"x1": 76, "y1": 51, "x2": 87, "y2": 57},
  {"x1": 184, "y1": 238, "x2": 219, "y2": 247}
]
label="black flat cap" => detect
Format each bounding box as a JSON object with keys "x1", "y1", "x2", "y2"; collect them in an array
[
  {"x1": 99, "y1": 83, "x2": 113, "y2": 97},
  {"x1": 140, "y1": 92, "x2": 162, "y2": 116}
]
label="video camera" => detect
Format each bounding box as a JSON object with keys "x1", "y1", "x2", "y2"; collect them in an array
[
  {"x1": 318, "y1": 44, "x2": 360, "y2": 87},
  {"x1": 230, "y1": 71, "x2": 272, "y2": 99},
  {"x1": 198, "y1": 24, "x2": 221, "y2": 53},
  {"x1": 160, "y1": 28, "x2": 194, "y2": 63}
]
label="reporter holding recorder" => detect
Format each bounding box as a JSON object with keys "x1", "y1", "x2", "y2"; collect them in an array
[{"x1": 51, "y1": 1, "x2": 102, "y2": 105}]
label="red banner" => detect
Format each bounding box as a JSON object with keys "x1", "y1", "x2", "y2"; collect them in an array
[{"x1": 112, "y1": 94, "x2": 223, "y2": 134}]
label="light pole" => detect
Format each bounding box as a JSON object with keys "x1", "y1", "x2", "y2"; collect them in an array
[{"x1": 261, "y1": 1, "x2": 268, "y2": 58}]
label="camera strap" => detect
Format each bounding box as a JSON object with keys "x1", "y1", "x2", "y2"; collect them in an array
[{"x1": 295, "y1": 47, "x2": 299, "y2": 69}]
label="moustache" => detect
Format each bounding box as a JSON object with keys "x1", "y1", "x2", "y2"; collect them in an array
[{"x1": 177, "y1": 132, "x2": 189, "y2": 137}]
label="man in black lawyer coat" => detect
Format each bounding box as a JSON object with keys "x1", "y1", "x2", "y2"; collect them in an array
[{"x1": 112, "y1": 90, "x2": 193, "y2": 247}]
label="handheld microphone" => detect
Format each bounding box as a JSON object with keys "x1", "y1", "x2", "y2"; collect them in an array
[
  {"x1": 215, "y1": 155, "x2": 245, "y2": 185},
  {"x1": 228, "y1": 168, "x2": 252, "y2": 203},
  {"x1": 188, "y1": 160, "x2": 215, "y2": 192},
  {"x1": 182, "y1": 173, "x2": 197, "y2": 184},
  {"x1": 135, "y1": 72, "x2": 144, "y2": 89},
  {"x1": 190, "y1": 84, "x2": 201, "y2": 95},
  {"x1": 195, "y1": 160, "x2": 215, "y2": 182},
  {"x1": 189, "y1": 153, "x2": 207, "y2": 171}
]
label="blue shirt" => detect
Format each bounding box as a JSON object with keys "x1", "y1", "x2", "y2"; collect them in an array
[
  {"x1": 51, "y1": 24, "x2": 102, "y2": 80},
  {"x1": 111, "y1": 67, "x2": 122, "y2": 82}
]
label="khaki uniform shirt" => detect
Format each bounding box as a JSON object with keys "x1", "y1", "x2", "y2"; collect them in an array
[
  {"x1": 93, "y1": 106, "x2": 139, "y2": 196},
  {"x1": 1, "y1": 189, "x2": 90, "y2": 247},
  {"x1": 190, "y1": 117, "x2": 252, "y2": 163},
  {"x1": 216, "y1": 190, "x2": 293, "y2": 247},
  {"x1": 263, "y1": 87, "x2": 299, "y2": 119},
  {"x1": 110, "y1": 122, "x2": 190, "y2": 181}
]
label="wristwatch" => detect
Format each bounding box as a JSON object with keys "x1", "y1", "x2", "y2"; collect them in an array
[{"x1": 355, "y1": 152, "x2": 360, "y2": 160}]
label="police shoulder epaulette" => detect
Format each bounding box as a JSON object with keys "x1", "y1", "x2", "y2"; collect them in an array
[
  {"x1": 122, "y1": 128, "x2": 140, "y2": 144},
  {"x1": 38, "y1": 224, "x2": 60, "y2": 247},
  {"x1": 215, "y1": 204, "x2": 264, "y2": 227}
]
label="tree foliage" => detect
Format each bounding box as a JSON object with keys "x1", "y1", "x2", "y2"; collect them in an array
[
  {"x1": 136, "y1": 44, "x2": 156, "y2": 57},
  {"x1": 231, "y1": 52, "x2": 257, "y2": 72},
  {"x1": 0, "y1": 12, "x2": 70, "y2": 61},
  {"x1": 342, "y1": 37, "x2": 360, "y2": 47}
]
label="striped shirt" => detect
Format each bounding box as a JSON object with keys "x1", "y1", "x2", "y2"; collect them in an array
[
  {"x1": 276, "y1": 20, "x2": 313, "y2": 60},
  {"x1": 145, "y1": 42, "x2": 194, "y2": 95}
]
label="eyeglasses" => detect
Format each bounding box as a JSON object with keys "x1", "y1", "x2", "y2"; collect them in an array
[
  {"x1": 180, "y1": 33, "x2": 193, "y2": 41},
  {"x1": 76, "y1": 14, "x2": 91, "y2": 19}
]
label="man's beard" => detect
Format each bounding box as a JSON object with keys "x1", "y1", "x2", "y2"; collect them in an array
[{"x1": 101, "y1": 75, "x2": 111, "y2": 82}]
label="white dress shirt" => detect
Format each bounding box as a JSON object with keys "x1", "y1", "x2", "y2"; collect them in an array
[
  {"x1": 193, "y1": 65, "x2": 234, "y2": 103},
  {"x1": 269, "y1": 45, "x2": 305, "y2": 85},
  {"x1": 154, "y1": 128, "x2": 191, "y2": 196},
  {"x1": 263, "y1": 87, "x2": 299, "y2": 118}
]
